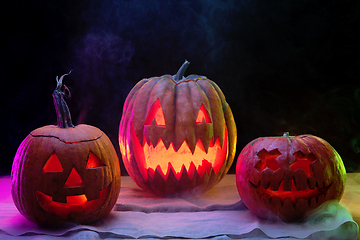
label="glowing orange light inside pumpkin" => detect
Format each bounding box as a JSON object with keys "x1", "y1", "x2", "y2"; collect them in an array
[
  {"x1": 42, "y1": 153, "x2": 63, "y2": 172},
  {"x1": 36, "y1": 184, "x2": 111, "y2": 218},
  {"x1": 86, "y1": 152, "x2": 105, "y2": 168},
  {"x1": 64, "y1": 168, "x2": 85, "y2": 187},
  {"x1": 66, "y1": 194, "x2": 88, "y2": 205},
  {"x1": 131, "y1": 123, "x2": 228, "y2": 180},
  {"x1": 196, "y1": 104, "x2": 212, "y2": 123},
  {"x1": 255, "y1": 149, "x2": 281, "y2": 171},
  {"x1": 263, "y1": 180, "x2": 322, "y2": 202},
  {"x1": 144, "y1": 99, "x2": 165, "y2": 126},
  {"x1": 291, "y1": 151, "x2": 316, "y2": 176},
  {"x1": 253, "y1": 149, "x2": 322, "y2": 203}
]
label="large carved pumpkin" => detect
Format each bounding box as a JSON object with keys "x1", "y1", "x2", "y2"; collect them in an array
[
  {"x1": 119, "y1": 61, "x2": 237, "y2": 196},
  {"x1": 236, "y1": 132, "x2": 346, "y2": 222},
  {"x1": 11, "y1": 73, "x2": 121, "y2": 226}
]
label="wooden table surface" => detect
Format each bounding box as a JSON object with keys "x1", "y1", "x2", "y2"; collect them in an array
[{"x1": 340, "y1": 173, "x2": 360, "y2": 240}]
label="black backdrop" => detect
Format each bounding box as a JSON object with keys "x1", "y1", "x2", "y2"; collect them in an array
[{"x1": 1, "y1": 0, "x2": 359, "y2": 176}]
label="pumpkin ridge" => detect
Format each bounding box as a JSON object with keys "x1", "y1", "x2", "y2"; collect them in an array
[
  {"x1": 189, "y1": 80, "x2": 213, "y2": 153},
  {"x1": 173, "y1": 81, "x2": 196, "y2": 152},
  {"x1": 196, "y1": 80, "x2": 225, "y2": 147},
  {"x1": 237, "y1": 133, "x2": 346, "y2": 222},
  {"x1": 11, "y1": 73, "x2": 121, "y2": 226},
  {"x1": 145, "y1": 77, "x2": 176, "y2": 149},
  {"x1": 119, "y1": 62, "x2": 236, "y2": 196},
  {"x1": 131, "y1": 77, "x2": 162, "y2": 143}
]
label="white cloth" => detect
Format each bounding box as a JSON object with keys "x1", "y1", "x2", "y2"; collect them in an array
[{"x1": 0, "y1": 175, "x2": 358, "y2": 239}]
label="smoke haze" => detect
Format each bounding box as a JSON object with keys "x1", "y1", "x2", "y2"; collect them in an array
[{"x1": 1, "y1": 0, "x2": 359, "y2": 175}]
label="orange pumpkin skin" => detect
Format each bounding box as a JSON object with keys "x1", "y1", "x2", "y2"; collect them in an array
[
  {"x1": 11, "y1": 73, "x2": 120, "y2": 226},
  {"x1": 236, "y1": 133, "x2": 346, "y2": 222},
  {"x1": 119, "y1": 61, "x2": 237, "y2": 196}
]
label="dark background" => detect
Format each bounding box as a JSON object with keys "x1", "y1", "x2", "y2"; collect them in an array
[{"x1": 1, "y1": 0, "x2": 359, "y2": 176}]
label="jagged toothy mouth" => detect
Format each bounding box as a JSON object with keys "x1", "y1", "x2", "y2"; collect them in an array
[
  {"x1": 36, "y1": 184, "x2": 111, "y2": 218},
  {"x1": 131, "y1": 124, "x2": 228, "y2": 181},
  {"x1": 249, "y1": 177, "x2": 332, "y2": 208}
]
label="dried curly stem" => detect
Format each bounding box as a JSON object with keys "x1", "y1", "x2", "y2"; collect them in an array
[{"x1": 52, "y1": 71, "x2": 74, "y2": 128}]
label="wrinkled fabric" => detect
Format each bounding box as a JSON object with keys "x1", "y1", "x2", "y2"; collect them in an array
[{"x1": 0, "y1": 175, "x2": 358, "y2": 239}]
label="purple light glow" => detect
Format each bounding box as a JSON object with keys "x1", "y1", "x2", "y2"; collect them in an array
[
  {"x1": 0, "y1": 176, "x2": 38, "y2": 233},
  {"x1": 0, "y1": 176, "x2": 12, "y2": 204}
]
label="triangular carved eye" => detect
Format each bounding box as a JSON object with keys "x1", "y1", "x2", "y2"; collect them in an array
[
  {"x1": 144, "y1": 99, "x2": 166, "y2": 126},
  {"x1": 86, "y1": 152, "x2": 105, "y2": 169},
  {"x1": 196, "y1": 104, "x2": 212, "y2": 123},
  {"x1": 43, "y1": 153, "x2": 63, "y2": 172}
]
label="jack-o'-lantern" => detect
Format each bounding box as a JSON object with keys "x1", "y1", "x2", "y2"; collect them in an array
[
  {"x1": 119, "y1": 61, "x2": 237, "y2": 196},
  {"x1": 11, "y1": 72, "x2": 121, "y2": 226},
  {"x1": 236, "y1": 132, "x2": 346, "y2": 222}
]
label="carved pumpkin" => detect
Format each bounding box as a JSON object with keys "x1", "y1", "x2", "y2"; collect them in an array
[
  {"x1": 119, "y1": 61, "x2": 237, "y2": 196},
  {"x1": 11, "y1": 73, "x2": 121, "y2": 226},
  {"x1": 236, "y1": 132, "x2": 346, "y2": 222}
]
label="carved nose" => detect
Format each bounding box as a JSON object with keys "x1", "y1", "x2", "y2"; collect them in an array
[{"x1": 64, "y1": 168, "x2": 85, "y2": 187}]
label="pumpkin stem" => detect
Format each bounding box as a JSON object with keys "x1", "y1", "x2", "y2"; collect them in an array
[
  {"x1": 52, "y1": 71, "x2": 74, "y2": 128},
  {"x1": 283, "y1": 132, "x2": 290, "y2": 137},
  {"x1": 174, "y1": 60, "x2": 190, "y2": 82}
]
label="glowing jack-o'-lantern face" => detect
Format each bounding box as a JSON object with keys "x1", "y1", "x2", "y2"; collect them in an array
[
  {"x1": 236, "y1": 132, "x2": 346, "y2": 222},
  {"x1": 11, "y1": 73, "x2": 120, "y2": 226},
  {"x1": 35, "y1": 152, "x2": 111, "y2": 218},
  {"x1": 119, "y1": 61, "x2": 237, "y2": 196},
  {"x1": 134, "y1": 99, "x2": 228, "y2": 181},
  {"x1": 12, "y1": 124, "x2": 121, "y2": 226}
]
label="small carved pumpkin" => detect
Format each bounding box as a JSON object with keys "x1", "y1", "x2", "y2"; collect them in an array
[
  {"x1": 11, "y1": 73, "x2": 121, "y2": 226},
  {"x1": 119, "y1": 61, "x2": 237, "y2": 196},
  {"x1": 236, "y1": 132, "x2": 346, "y2": 222}
]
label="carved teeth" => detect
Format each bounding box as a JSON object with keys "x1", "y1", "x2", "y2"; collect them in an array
[
  {"x1": 148, "y1": 160, "x2": 214, "y2": 181},
  {"x1": 249, "y1": 179, "x2": 332, "y2": 212},
  {"x1": 270, "y1": 196, "x2": 282, "y2": 209},
  {"x1": 260, "y1": 168, "x2": 272, "y2": 190},
  {"x1": 51, "y1": 194, "x2": 67, "y2": 203},
  {"x1": 85, "y1": 190, "x2": 100, "y2": 201},
  {"x1": 248, "y1": 169, "x2": 332, "y2": 211},
  {"x1": 282, "y1": 198, "x2": 295, "y2": 212},
  {"x1": 295, "y1": 198, "x2": 309, "y2": 213},
  {"x1": 282, "y1": 173, "x2": 293, "y2": 191},
  {"x1": 309, "y1": 197, "x2": 317, "y2": 208},
  {"x1": 270, "y1": 179, "x2": 281, "y2": 191},
  {"x1": 317, "y1": 194, "x2": 325, "y2": 205},
  {"x1": 260, "y1": 194, "x2": 318, "y2": 212},
  {"x1": 293, "y1": 169, "x2": 307, "y2": 190},
  {"x1": 260, "y1": 193, "x2": 327, "y2": 210},
  {"x1": 250, "y1": 171, "x2": 328, "y2": 192},
  {"x1": 308, "y1": 176, "x2": 317, "y2": 189},
  {"x1": 270, "y1": 169, "x2": 284, "y2": 191},
  {"x1": 261, "y1": 194, "x2": 270, "y2": 206},
  {"x1": 316, "y1": 180, "x2": 324, "y2": 188}
]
